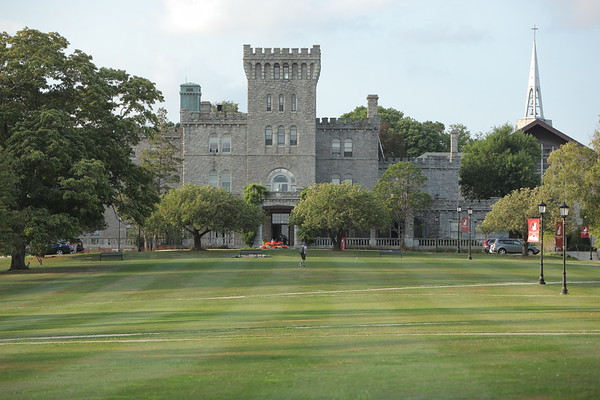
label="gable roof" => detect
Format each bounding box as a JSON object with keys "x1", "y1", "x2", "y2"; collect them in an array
[{"x1": 518, "y1": 119, "x2": 585, "y2": 147}]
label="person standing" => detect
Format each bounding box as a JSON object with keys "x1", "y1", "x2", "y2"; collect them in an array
[{"x1": 299, "y1": 243, "x2": 307, "y2": 267}]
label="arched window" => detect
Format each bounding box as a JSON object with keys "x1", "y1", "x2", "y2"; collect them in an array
[
  {"x1": 289, "y1": 126, "x2": 297, "y2": 146},
  {"x1": 331, "y1": 174, "x2": 341, "y2": 184},
  {"x1": 265, "y1": 126, "x2": 273, "y2": 146},
  {"x1": 331, "y1": 138, "x2": 341, "y2": 157},
  {"x1": 344, "y1": 139, "x2": 353, "y2": 157},
  {"x1": 208, "y1": 170, "x2": 218, "y2": 187},
  {"x1": 221, "y1": 135, "x2": 231, "y2": 154},
  {"x1": 274, "y1": 63, "x2": 280, "y2": 79},
  {"x1": 277, "y1": 126, "x2": 285, "y2": 146},
  {"x1": 266, "y1": 94, "x2": 272, "y2": 111},
  {"x1": 264, "y1": 63, "x2": 271, "y2": 79},
  {"x1": 301, "y1": 63, "x2": 307, "y2": 79},
  {"x1": 291, "y1": 94, "x2": 297, "y2": 111},
  {"x1": 292, "y1": 63, "x2": 298, "y2": 79},
  {"x1": 221, "y1": 170, "x2": 231, "y2": 192},
  {"x1": 283, "y1": 64, "x2": 289, "y2": 80},
  {"x1": 267, "y1": 168, "x2": 296, "y2": 192},
  {"x1": 343, "y1": 174, "x2": 353, "y2": 184},
  {"x1": 209, "y1": 135, "x2": 218, "y2": 153},
  {"x1": 278, "y1": 94, "x2": 284, "y2": 111},
  {"x1": 255, "y1": 63, "x2": 262, "y2": 80}
]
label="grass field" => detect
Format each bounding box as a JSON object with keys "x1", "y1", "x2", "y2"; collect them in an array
[{"x1": 1, "y1": 249, "x2": 599, "y2": 399}]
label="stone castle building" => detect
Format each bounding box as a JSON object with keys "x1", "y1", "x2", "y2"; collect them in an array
[{"x1": 81, "y1": 30, "x2": 582, "y2": 251}]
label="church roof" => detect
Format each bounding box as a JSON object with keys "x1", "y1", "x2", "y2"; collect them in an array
[{"x1": 519, "y1": 118, "x2": 584, "y2": 147}]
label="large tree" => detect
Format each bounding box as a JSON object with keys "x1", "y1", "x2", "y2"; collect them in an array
[
  {"x1": 147, "y1": 184, "x2": 266, "y2": 250},
  {"x1": 0, "y1": 29, "x2": 163, "y2": 269},
  {"x1": 373, "y1": 161, "x2": 432, "y2": 236},
  {"x1": 290, "y1": 183, "x2": 389, "y2": 250},
  {"x1": 479, "y1": 187, "x2": 546, "y2": 256},
  {"x1": 459, "y1": 124, "x2": 541, "y2": 200}
]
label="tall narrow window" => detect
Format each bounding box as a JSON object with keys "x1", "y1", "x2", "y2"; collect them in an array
[
  {"x1": 289, "y1": 127, "x2": 297, "y2": 146},
  {"x1": 209, "y1": 135, "x2": 218, "y2": 153},
  {"x1": 274, "y1": 63, "x2": 280, "y2": 79},
  {"x1": 332, "y1": 139, "x2": 341, "y2": 157},
  {"x1": 255, "y1": 63, "x2": 262, "y2": 80},
  {"x1": 266, "y1": 94, "x2": 272, "y2": 111},
  {"x1": 343, "y1": 174, "x2": 353, "y2": 184},
  {"x1": 277, "y1": 126, "x2": 285, "y2": 146},
  {"x1": 278, "y1": 94, "x2": 284, "y2": 111},
  {"x1": 331, "y1": 174, "x2": 341, "y2": 184},
  {"x1": 344, "y1": 139, "x2": 353, "y2": 158},
  {"x1": 283, "y1": 64, "x2": 289, "y2": 80},
  {"x1": 301, "y1": 63, "x2": 307, "y2": 79},
  {"x1": 221, "y1": 170, "x2": 231, "y2": 192},
  {"x1": 208, "y1": 170, "x2": 218, "y2": 187},
  {"x1": 291, "y1": 94, "x2": 297, "y2": 111},
  {"x1": 265, "y1": 126, "x2": 273, "y2": 146},
  {"x1": 221, "y1": 135, "x2": 231, "y2": 154}
]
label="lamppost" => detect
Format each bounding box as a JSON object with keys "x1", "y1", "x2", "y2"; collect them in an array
[
  {"x1": 538, "y1": 201, "x2": 546, "y2": 285},
  {"x1": 560, "y1": 203, "x2": 569, "y2": 295},
  {"x1": 456, "y1": 205, "x2": 462, "y2": 253},
  {"x1": 467, "y1": 207, "x2": 473, "y2": 260}
]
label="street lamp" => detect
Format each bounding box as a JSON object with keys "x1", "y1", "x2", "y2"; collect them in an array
[
  {"x1": 456, "y1": 205, "x2": 462, "y2": 253},
  {"x1": 559, "y1": 203, "x2": 569, "y2": 295},
  {"x1": 467, "y1": 207, "x2": 473, "y2": 260},
  {"x1": 538, "y1": 201, "x2": 546, "y2": 285}
]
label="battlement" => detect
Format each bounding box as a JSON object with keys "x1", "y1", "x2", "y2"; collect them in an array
[
  {"x1": 180, "y1": 110, "x2": 247, "y2": 124},
  {"x1": 316, "y1": 117, "x2": 379, "y2": 131},
  {"x1": 243, "y1": 44, "x2": 320, "y2": 58}
]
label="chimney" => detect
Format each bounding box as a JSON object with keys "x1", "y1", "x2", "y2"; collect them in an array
[
  {"x1": 367, "y1": 95, "x2": 379, "y2": 120},
  {"x1": 450, "y1": 130, "x2": 459, "y2": 162}
]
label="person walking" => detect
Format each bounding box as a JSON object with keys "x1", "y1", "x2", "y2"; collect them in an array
[{"x1": 299, "y1": 243, "x2": 308, "y2": 267}]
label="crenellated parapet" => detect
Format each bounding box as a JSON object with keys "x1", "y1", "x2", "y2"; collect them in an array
[
  {"x1": 316, "y1": 117, "x2": 379, "y2": 131},
  {"x1": 243, "y1": 44, "x2": 321, "y2": 81},
  {"x1": 180, "y1": 110, "x2": 247, "y2": 125}
]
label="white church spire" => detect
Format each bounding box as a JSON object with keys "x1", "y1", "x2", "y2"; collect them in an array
[{"x1": 516, "y1": 25, "x2": 552, "y2": 129}]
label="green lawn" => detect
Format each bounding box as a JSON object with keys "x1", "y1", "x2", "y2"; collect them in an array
[{"x1": 1, "y1": 249, "x2": 599, "y2": 399}]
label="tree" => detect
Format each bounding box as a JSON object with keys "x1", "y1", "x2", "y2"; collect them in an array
[
  {"x1": 479, "y1": 187, "x2": 545, "y2": 256},
  {"x1": 147, "y1": 185, "x2": 266, "y2": 251},
  {"x1": 290, "y1": 183, "x2": 389, "y2": 250},
  {"x1": 373, "y1": 161, "x2": 432, "y2": 236},
  {"x1": 459, "y1": 124, "x2": 541, "y2": 200},
  {"x1": 211, "y1": 101, "x2": 239, "y2": 113},
  {"x1": 0, "y1": 29, "x2": 163, "y2": 269},
  {"x1": 241, "y1": 183, "x2": 269, "y2": 247}
]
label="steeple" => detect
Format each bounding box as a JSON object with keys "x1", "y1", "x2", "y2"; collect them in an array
[{"x1": 516, "y1": 26, "x2": 552, "y2": 130}]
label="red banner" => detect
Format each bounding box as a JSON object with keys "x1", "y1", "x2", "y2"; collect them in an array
[
  {"x1": 528, "y1": 218, "x2": 540, "y2": 242},
  {"x1": 581, "y1": 225, "x2": 590, "y2": 239},
  {"x1": 460, "y1": 217, "x2": 470, "y2": 233},
  {"x1": 555, "y1": 221, "x2": 564, "y2": 250}
]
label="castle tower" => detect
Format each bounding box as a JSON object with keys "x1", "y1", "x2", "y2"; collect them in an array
[
  {"x1": 242, "y1": 45, "x2": 321, "y2": 191},
  {"x1": 516, "y1": 26, "x2": 552, "y2": 130},
  {"x1": 180, "y1": 82, "x2": 201, "y2": 113}
]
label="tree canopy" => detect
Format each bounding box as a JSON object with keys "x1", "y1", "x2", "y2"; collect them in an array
[
  {"x1": 146, "y1": 184, "x2": 266, "y2": 250},
  {"x1": 290, "y1": 183, "x2": 389, "y2": 250},
  {"x1": 459, "y1": 124, "x2": 541, "y2": 200},
  {"x1": 0, "y1": 28, "x2": 163, "y2": 269},
  {"x1": 373, "y1": 161, "x2": 432, "y2": 224}
]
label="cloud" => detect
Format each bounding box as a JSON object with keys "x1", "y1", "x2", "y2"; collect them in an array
[{"x1": 160, "y1": 0, "x2": 392, "y2": 35}]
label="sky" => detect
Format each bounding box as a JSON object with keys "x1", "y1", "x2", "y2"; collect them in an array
[{"x1": 2, "y1": 0, "x2": 599, "y2": 145}]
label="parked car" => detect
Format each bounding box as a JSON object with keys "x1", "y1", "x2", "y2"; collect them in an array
[
  {"x1": 482, "y1": 238, "x2": 498, "y2": 253},
  {"x1": 489, "y1": 238, "x2": 540, "y2": 255},
  {"x1": 46, "y1": 242, "x2": 72, "y2": 255}
]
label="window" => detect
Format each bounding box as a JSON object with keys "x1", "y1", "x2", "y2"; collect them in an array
[
  {"x1": 267, "y1": 168, "x2": 297, "y2": 193},
  {"x1": 344, "y1": 139, "x2": 353, "y2": 157},
  {"x1": 292, "y1": 63, "x2": 298, "y2": 79},
  {"x1": 264, "y1": 63, "x2": 271, "y2": 79},
  {"x1": 277, "y1": 126, "x2": 285, "y2": 146},
  {"x1": 332, "y1": 139, "x2": 341, "y2": 157},
  {"x1": 265, "y1": 126, "x2": 273, "y2": 146},
  {"x1": 291, "y1": 94, "x2": 297, "y2": 111},
  {"x1": 208, "y1": 170, "x2": 218, "y2": 187},
  {"x1": 301, "y1": 63, "x2": 307, "y2": 79},
  {"x1": 289, "y1": 127, "x2": 297, "y2": 146},
  {"x1": 274, "y1": 63, "x2": 280, "y2": 79},
  {"x1": 255, "y1": 63, "x2": 262, "y2": 80},
  {"x1": 278, "y1": 94, "x2": 284, "y2": 111},
  {"x1": 266, "y1": 94, "x2": 272, "y2": 111},
  {"x1": 209, "y1": 135, "x2": 218, "y2": 153},
  {"x1": 221, "y1": 170, "x2": 231, "y2": 192},
  {"x1": 331, "y1": 174, "x2": 341, "y2": 184},
  {"x1": 343, "y1": 174, "x2": 353, "y2": 184},
  {"x1": 283, "y1": 64, "x2": 289, "y2": 80},
  {"x1": 221, "y1": 135, "x2": 231, "y2": 154}
]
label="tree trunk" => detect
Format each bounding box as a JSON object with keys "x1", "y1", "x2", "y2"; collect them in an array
[
  {"x1": 330, "y1": 231, "x2": 343, "y2": 251},
  {"x1": 9, "y1": 248, "x2": 29, "y2": 270},
  {"x1": 191, "y1": 228, "x2": 209, "y2": 251}
]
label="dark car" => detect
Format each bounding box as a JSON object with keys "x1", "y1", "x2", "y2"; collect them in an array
[
  {"x1": 46, "y1": 242, "x2": 72, "y2": 255},
  {"x1": 489, "y1": 238, "x2": 540, "y2": 255}
]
